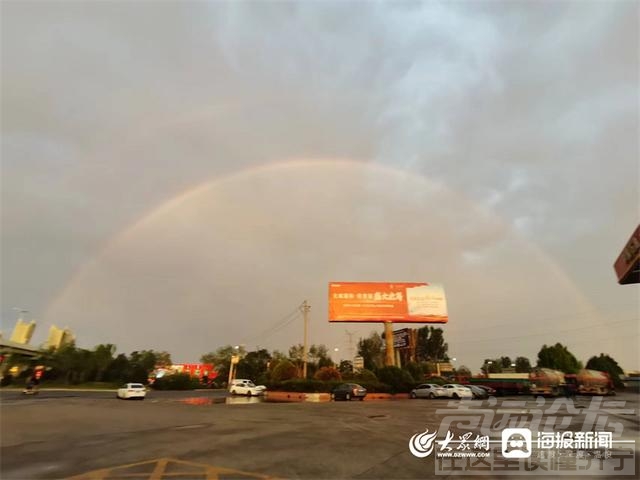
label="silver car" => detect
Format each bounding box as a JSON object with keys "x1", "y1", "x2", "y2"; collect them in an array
[
  {"x1": 441, "y1": 384, "x2": 473, "y2": 399},
  {"x1": 410, "y1": 383, "x2": 446, "y2": 399}
]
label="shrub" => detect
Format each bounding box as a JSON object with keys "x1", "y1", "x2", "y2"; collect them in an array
[
  {"x1": 403, "y1": 362, "x2": 425, "y2": 382},
  {"x1": 355, "y1": 369, "x2": 378, "y2": 382},
  {"x1": 271, "y1": 360, "x2": 298, "y2": 382},
  {"x1": 152, "y1": 373, "x2": 201, "y2": 390},
  {"x1": 265, "y1": 378, "x2": 395, "y2": 394},
  {"x1": 268, "y1": 379, "x2": 340, "y2": 393},
  {"x1": 375, "y1": 366, "x2": 415, "y2": 393},
  {"x1": 314, "y1": 367, "x2": 342, "y2": 381}
]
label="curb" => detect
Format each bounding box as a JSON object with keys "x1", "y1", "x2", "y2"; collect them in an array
[
  {"x1": 1, "y1": 388, "x2": 118, "y2": 392},
  {"x1": 265, "y1": 391, "x2": 409, "y2": 402}
]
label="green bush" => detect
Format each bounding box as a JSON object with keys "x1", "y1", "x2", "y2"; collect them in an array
[
  {"x1": 375, "y1": 366, "x2": 415, "y2": 393},
  {"x1": 152, "y1": 373, "x2": 201, "y2": 390},
  {"x1": 266, "y1": 378, "x2": 395, "y2": 394},
  {"x1": 355, "y1": 369, "x2": 378, "y2": 382},
  {"x1": 271, "y1": 360, "x2": 298, "y2": 382},
  {"x1": 403, "y1": 362, "x2": 426, "y2": 382},
  {"x1": 314, "y1": 367, "x2": 342, "y2": 381},
  {"x1": 267, "y1": 379, "x2": 340, "y2": 393}
]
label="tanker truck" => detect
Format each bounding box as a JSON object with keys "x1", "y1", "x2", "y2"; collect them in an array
[
  {"x1": 529, "y1": 368, "x2": 566, "y2": 397},
  {"x1": 575, "y1": 369, "x2": 614, "y2": 395}
]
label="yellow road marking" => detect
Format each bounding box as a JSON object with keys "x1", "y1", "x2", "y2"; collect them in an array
[{"x1": 66, "y1": 457, "x2": 280, "y2": 480}]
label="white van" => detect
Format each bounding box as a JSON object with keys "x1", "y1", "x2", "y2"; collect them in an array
[{"x1": 229, "y1": 379, "x2": 267, "y2": 396}]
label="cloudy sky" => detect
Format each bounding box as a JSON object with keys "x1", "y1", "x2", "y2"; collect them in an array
[{"x1": 2, "y1": 1, "x2": 638, "y2": 371}]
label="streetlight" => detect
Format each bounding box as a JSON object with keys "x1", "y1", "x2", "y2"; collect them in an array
[{"x1": 227, "y1": 345, "x2": 245, "y2": 386}]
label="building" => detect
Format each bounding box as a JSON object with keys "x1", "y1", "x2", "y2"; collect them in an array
[
  {"x1": 45, "y1": 325, "x2": 75, "y2": 350},
  {"x1": 10, "y1": 319, "x2": 36, "y2": 344}
]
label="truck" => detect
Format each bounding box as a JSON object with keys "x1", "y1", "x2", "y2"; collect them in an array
[
  {"x1": 575, "y1": 369, "x2": 614, "y2": 395},
  {"x1": 463, "y1": 368, "x2": 615, "y2": 397},
  {"x1": 529, "y1": 368, "x2": 566, "y2": 397}
]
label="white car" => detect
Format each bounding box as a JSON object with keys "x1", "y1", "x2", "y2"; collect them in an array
[
  {"x1": 441, "y1": 384, "x2": 473, "y2": 399},
  {"x1": 410, "y1": 383, "x2": 446, "y2": 399},
  {"x1": 229, "y1": 379, "x2": 267, "y2": 396},
  {"x1": 117, "y1": 383, "x2": 147, "y2": 400}
]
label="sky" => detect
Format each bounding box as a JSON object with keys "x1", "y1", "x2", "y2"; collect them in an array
[{"x1": 1, "y1": 1, "x2": 638, "y2": 372}]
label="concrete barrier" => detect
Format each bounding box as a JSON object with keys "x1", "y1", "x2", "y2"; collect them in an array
[
  {"x1": 304, "y1": 393, "x2": 331, "y2": 402},
  {"x1": 363, "y1": 393, "x2": 409, "y2": 401},
  {"x1": 265, "y1": 391, "x2": 409, "y2": 402},
  {"x1": 264, "y1": 391, "x2": 306, "y2": 402}
]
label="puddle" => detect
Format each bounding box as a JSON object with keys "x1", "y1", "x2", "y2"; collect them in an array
[
  {"x1": 178, "y1": 396, "x2": 294, "y2": 406},
  {"x1": 179, "y1": 396, "x2": 265, "y2": 406}
]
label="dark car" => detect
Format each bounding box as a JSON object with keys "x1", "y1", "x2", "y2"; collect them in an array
[
  {"x1": 475, "y1": 385, "x2": 496, "y2": 396},
  {"x1": 469, "y1": 385, "x2": 489, "y2": 399},
  {"x1": 332, "y1": 383, "x2": 367, "y2": 401}
]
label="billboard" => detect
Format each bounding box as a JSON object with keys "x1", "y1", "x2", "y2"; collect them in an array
[
  {"x1": 392, "y1": 328, "x2": 410, "y2": 348},
  {"x1": 614, "y1": 224, "x2": 640, "y2": 284},
  {"x1": 328, "y1": 282, "x2": 448, "y2": 323}
]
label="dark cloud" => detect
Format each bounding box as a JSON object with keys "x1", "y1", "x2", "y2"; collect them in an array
[{"x1": 2, "y1": 2, "x2": 637, "y2": 369}]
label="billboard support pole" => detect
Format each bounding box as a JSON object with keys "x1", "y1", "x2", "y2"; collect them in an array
[{"x1": 384, "y1": 321, "x2": 395, "y2": 366}]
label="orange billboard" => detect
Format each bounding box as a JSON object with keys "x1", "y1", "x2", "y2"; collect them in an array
[{"x1": 328, "y1": 282, "x2": 448, "y2": 323}]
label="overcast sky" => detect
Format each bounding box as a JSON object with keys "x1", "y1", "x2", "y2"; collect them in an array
[{"x1": 2, "y1": 1, "x2": 638, "y2": 371}]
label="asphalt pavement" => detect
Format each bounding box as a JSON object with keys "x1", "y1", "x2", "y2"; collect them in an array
[{"x1": 1, "y1": 389, "x2": 638, "y2": 479}]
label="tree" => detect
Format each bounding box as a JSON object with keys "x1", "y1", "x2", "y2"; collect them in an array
[
  {"x1": 93, "y1": 344, "x2": 116, "y2": 382},
  {"x1": 586, "y1": 353, "x2": 625, "y2": 388},
  {"x1": 338, "y1": 360, "x2": 353, "y2": 377},
  {"x1": 105, "y1": 353, "x2": 130, "y2": 383},
  {"x1": 271, "y1": 360, "x2": 297, "y2": 382},
  {"x1": 309, "y1": 344, "x2": 334, "y2": 368},
  {"x1": 457, "y1": 365, "x2": 472, "y2": 377},
  {"x1": 357, "y1": 332, "x2": 384, "y2": 370},
  {"x1": 201, "y1": 345, "x2": 246, "y2": 382},
  {"x1": 426, "y1": 328, "x2": 448, "y2": 361},
  {"x1": 416, "y1": 327, "x2": 448, "y2": 361},
  {"x1": 537, "y1": 343, "x2": 582, "y2": 373},
  {"x1": 127, "y1": 350, "x2": 160, "y2": 383},
  {"x1": 515, "y1": 356, "x2": 532, "y2": 373},
  {"x1": 236, "y1": 349, "x2": 271, "y2": 381},
  {"x1": 500, "y1": 356, "x2": 513, "y2": 369},
  {"x1": 481, "y1": 359, "x2": 502, "y2": 374}
]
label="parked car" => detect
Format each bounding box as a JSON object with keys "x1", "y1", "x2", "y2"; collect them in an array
[
  {"x1": 332, "y1": 383, "x2": 367, "y2": 401},
  {"x1": 229, "y1": 379, "x2": 267, "y2": 396},
  {"x1": 410, "y1": 383, "x2": 446, "y2": 399},
  {"x1": 468, "y1": 385, "x2": 489, "y2": 399},
  {"x1": 441, "y1": 384, "x2": 473, "y2": 399},
  {"x1": 475, "y1": 385, "x2": 496, "y2": 396},
  {"x1": 117, "y1": 383, "x2": 146, "y2": 400}
]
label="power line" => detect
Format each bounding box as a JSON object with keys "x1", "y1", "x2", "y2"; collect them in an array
[{"x1": 241, "y1": 306, "x2": 301, "y2": 345}]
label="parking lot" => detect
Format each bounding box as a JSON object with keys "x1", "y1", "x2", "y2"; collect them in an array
[{"x1": 1, "y1": 390, "x2": 638, "y2": 479}]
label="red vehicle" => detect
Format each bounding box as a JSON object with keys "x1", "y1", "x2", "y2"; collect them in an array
[{"x1": 459, "y1": 374, "x2": 530, "y2": 396}]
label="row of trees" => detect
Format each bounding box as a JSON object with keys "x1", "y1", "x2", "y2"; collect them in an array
[
  {"x1": 2, "y1": 343, "x2": 172, "y2": 385},
  {"x1": 2, "y1": 333, "x2": 626, "y2": 390},
  {"x1": 473, "y1": 343, "x2": 626, "y2": 388},
  {"x1": 357, "y1": 327, "x2": 449, "y2": 371}
]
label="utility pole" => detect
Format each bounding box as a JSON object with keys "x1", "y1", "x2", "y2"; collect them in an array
[{"x1": 301, "y1": 300, "x2": 310, "y2": 378}]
